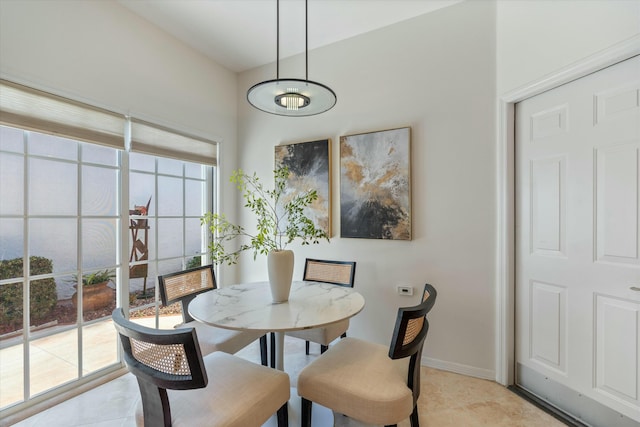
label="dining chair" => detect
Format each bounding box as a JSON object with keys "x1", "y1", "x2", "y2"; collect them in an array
[
  {"x1": 297, "y1": 283, "x2": 437, "y2": 427},
  {"x1": 282, "y1": 258, "x2": 356, "y2": 360},
  {"x1": 112, "y1": 308, "x2": 290, "y2": 427},
  {"x1": 158, "y1": 264, "x2": 268, "y2": 365}
]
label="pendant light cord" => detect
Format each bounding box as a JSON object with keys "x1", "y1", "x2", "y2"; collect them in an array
[
  {"x1": 276, "y1": 0, "x2": 280, "y2": 80},
  {"x1": 276, "y1": 0, "x2": 309, "y2": 82},
  {"x1": 305, "y1": 0, "x2": 308, "y2": 81}
]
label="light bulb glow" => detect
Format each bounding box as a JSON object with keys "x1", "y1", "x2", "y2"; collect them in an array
[{"x1": 274, "y1": 91, "x2": 310, "y2": 110}]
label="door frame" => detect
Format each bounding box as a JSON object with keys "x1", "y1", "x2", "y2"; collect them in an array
[{"x1": 495, "y1": 34, "x2": 640, "y2": 386}]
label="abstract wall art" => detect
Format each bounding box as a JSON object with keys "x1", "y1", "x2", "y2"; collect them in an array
[
  {"x1": 275, "y1": 138, "x2": 331, "y2": 234},
  {"x1": 340, "y1": 127, "x2": 411, "y2": 240}
]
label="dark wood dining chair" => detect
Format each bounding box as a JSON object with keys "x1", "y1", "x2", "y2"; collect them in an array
[
  {"x1": 112, "y1": 308, "x2": 290, "y2": 427},
  {"x1": 284, "y1": 258, "x2": 356, "y2": 355},
  {"x1": 158, "y1": 264, "x2": 268, "y2": 365},
  {"x1": 297, "y1": 283, "x2": 437, "y2": 427}
]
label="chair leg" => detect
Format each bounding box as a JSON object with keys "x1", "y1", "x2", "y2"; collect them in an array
[
  {"x1": 136, "y1": 378, "x2": 171, "y2": 427},
  {"x1": 409, "y1": 404, "x2": 420, "y2": 427},
  {"x1": 276, "y1": 402, "x2": 289, "y2": 427},
  {"x1": 340, "y1": 332, "x2": 347, "y2": 338},
  {"x1": 320, "y1": 344, "x2": 328, "y2": 354},
  {"x1": 270, "y1": 332, "x2": 276, "y2": 369},
  {"x1": 305, "y1": 340, "x2": 310, "y2": 355},
  {"x1": 301, "y1": 398, "x2": 312, "y2": 427},
  {"x1": 260, "y1": 335, "x2": 268, "y2": 366}
]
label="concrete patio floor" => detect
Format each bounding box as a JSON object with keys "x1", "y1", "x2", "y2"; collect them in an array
[{"x1": 0, "y1": 315, "x2": 182, "y2": 409}]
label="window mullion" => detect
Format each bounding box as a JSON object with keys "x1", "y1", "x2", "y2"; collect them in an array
[
  {"x1": 22, "y1": 129, "x2": 30, "y2": 402},
  {"x1": 153, "y1": 158, "x2": 160, "y2": 329},
  {"x1": 77, "y1": 140, "x2": 83, "y2": 379},
  {"x1": 182, "y1": 164, "x2": 187, "y2": 270},
  {"x1": 119, "y1": 152, "x2": 129, "y2": 310}
]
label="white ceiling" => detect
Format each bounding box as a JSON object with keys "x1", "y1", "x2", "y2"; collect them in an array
[{"x1": 118, "y1": 0, "x2": 463, "y2": 73}]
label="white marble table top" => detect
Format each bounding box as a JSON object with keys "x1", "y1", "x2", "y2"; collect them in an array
[{"x1": 188, "y1": 281, "x2": 365, "y2": 333}]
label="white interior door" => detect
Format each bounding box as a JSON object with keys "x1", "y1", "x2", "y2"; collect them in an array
[{"x1": 515, "y1": 55, "x2": 640, "y2": 426}]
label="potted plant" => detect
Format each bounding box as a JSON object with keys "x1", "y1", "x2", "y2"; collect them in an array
[
  {"x1": 202, "y1": 166, "x2": 329, "y2": 302},
  {"x1": 71, "y1": 269, "x2": 116, "y2": 312}
]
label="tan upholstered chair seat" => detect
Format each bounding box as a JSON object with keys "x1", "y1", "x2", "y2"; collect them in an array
[
  {"x1": 285, "y1": 319, "x2": 349, "y2": 346},
  {"x1": 135, "y1": 351, "x2": 290, "y2": 427},
  {"x1": 182, "y1": 320, "x2": 264, "y2": 356},
  {"x1": 298, "y1": 284, "x2": 436, "y2": 427},
  {"x1": 298, "y1": 337, "x2": 412, "y2": 425}
]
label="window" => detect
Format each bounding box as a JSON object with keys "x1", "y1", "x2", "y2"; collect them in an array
[
  {"x1": 0, "y1": 80, "x2": 216, "y2": 415},
  {"x1": 127, "y1": 152, "x2": 212, "y2": 327},
  {"x1": 0, "y1": 126, "x2": 121, "y2": 407}
]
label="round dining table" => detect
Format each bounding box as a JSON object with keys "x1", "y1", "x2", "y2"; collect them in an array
[{"x1": 188, "y1": 280, "x2": 366, "y2": 371}]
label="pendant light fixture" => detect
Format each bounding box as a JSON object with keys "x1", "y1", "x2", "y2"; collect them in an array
[{"x1": 247, "y1": 0, "x2": 336, "y2": 117}]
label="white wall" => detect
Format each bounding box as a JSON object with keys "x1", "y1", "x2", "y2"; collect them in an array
[
  {"x1": 0, "y1": 0, "x2": 240, "y2": 268},
  {"x1": 497, "y1": 0, "x2": 640, "y2": 94},
  {"x1": 235, "y1": 0, "x2": 640, "y2": 379},
  {"x1": 237, "y1": 1, "x2": 498, "y2": 378},
  {"x1": 3, "y1": 0, "x2": 637, "y2": 381}
]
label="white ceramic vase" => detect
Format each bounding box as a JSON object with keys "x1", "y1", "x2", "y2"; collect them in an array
[{"x1": 267, "y1": 249, "x2": 294, "y2": 303}]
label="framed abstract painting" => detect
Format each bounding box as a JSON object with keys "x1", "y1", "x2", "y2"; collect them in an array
[
  {"x1": 340, "y1": 127, "x2": 411, "y2": 240},
  {"x1": 275, "y1": 139, "x2": 331, "y2": 234}
]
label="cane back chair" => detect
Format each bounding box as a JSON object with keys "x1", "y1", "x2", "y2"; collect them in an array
[
  {"x1": 112, "y1": 308, "x2": 290, "y2": 427},
  {"x1": 284, "y1": 258, "x2": 356, "y2": 356},
  {"x1": 297, "y1": 283, "x2": 437, "y2": 427},
  {"x1": 158, "y1": 264, "x2": 268, "y2": 365}
]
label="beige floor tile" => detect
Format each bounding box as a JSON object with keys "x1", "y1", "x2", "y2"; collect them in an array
[
  {"x1": 418, "y1": 368, "x2": 564, "y2": 427},
  {"x1": 6, "y1": 326, "x2": 566, "y2": 427}
]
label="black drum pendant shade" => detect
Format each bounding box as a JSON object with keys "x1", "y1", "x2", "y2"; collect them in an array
[{"x1": 247, "y1": 0, "x2": 336, "y2": 117}]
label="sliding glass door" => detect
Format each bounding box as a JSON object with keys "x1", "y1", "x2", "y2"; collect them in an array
[
  {"x1": 0, "y1": 126, "x2": 120, "y2": 407},
  {"x1": 0, "y1": 124, "x2": 213, "y2": 412}
]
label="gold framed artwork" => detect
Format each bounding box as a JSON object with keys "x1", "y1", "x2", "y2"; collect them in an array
[
  {"x1": 275, "y1": 139, "x2": 331, "y2": 235},
  {"x1": 340, "y1": 127, "x2": 411, "y2": 240}
]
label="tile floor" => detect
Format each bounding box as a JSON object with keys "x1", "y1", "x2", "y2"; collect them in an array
[{"x1": 5, "y1": 333, "x2": 566, "y2": 427}]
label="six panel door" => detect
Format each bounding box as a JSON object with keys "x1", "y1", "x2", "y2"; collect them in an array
[{"x1": 515, "y1": 55, "x2": 640, "y2": 424}]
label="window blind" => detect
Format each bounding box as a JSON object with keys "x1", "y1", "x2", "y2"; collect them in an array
[
  {"x1": 130, "y1": 118, "x2": 217, "y2": 166},
  {"x1": 0, "y1": 79, "x2": 125, "y2": 149}
]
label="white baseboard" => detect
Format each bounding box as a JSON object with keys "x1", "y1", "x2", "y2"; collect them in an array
[{"x1": 421, "y1": 356, "x2": 495, "y2": 381}]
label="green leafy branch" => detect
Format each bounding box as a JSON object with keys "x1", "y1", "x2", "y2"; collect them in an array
[{"x1": 202, "y1": 166, "x2": 329, "y2": 266}]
